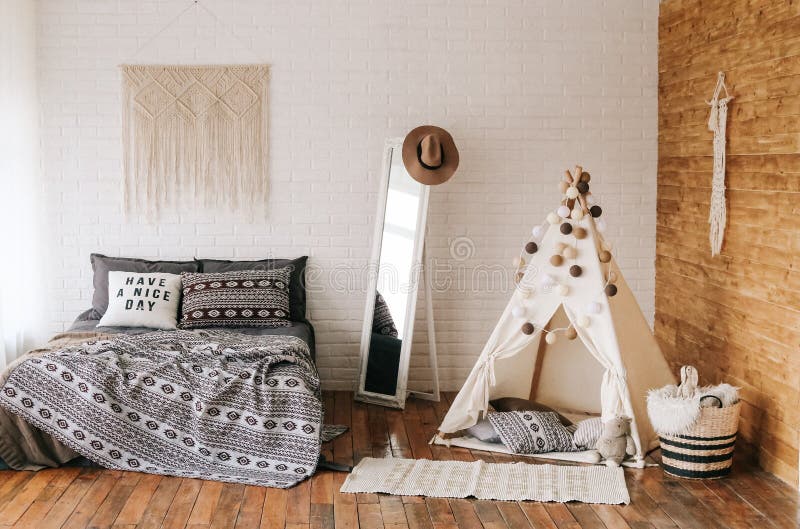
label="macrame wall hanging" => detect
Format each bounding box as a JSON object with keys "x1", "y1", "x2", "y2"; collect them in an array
[
  {"x1": 707, "y1": 72, "x2": 733, "y2": 257},
  {"x1": 121, "y1": 64, "x2": 269, "y2": 215},
  {"x1": 120, "y1": 1, "x2": 269, "y2": 216}
]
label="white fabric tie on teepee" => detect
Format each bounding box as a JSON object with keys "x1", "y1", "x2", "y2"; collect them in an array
[{"x1": 707, "y1": 72, "x2": 733, "y2": 257}]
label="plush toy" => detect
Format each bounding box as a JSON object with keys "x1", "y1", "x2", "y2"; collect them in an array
[{"x1": 595, "y1": 416, "x2": 636, "y2": 467}]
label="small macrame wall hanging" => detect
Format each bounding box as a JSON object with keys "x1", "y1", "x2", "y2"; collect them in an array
[
  {"x1": 707, "y1": 72, "x2": 733, "y2": 257},
  {"x1": 120, "y1": 1, "x2": 269, "y2": 216},
  {"x1": 121, "y1": 64, "x2": 269, "y2": 215}
]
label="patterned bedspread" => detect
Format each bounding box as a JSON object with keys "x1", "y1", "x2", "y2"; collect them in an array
[{"x1": 0, "y1": 330, "x2": 322, "y2": 488}]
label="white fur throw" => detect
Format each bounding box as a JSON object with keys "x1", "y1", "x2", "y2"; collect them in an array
[
  {"x1": 647, "y1": 387, "x2": 700, "y2": 436},
  {"x1": 698, "y1": 383, "x2": 739, "y2": 408},
  {"x1": 647, "y1": 382, "x2": 739, "y2": 436}
]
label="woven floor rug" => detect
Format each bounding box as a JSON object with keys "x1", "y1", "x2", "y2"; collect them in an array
[{"x1": 341, "y1": 457, "x2": 629, "y2": 504}]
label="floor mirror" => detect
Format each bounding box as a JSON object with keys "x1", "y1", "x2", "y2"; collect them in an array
[{"x1": 355, "y1": 138, "x2": 431, "y2": 409}]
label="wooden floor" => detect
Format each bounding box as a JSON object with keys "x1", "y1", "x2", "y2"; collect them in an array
[{"x1": 0, "y1": 391, "x2": 796, "y2": 529}]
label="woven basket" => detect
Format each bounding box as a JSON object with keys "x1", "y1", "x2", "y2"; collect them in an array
[{"x1": 659, "y1": 397, "x2": 741, "y2": 480}]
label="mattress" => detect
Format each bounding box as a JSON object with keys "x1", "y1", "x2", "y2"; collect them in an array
[
  {"x1": 433, "y1": 435, "x2": 645, "y2": 468},
  {"x1": 68, "y1": 310, "x2": 316, "y2": 360}
]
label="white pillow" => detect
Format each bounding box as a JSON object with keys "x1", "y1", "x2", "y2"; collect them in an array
[
  {"x1": 98, "y1": 272, "x2": 181, "y2": 329},
  {"x1": 572, "y1": 417, "x2": 604, "y2": 449}
]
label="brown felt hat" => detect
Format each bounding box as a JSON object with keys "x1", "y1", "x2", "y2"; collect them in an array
[{"x1": 402, "y1": 125, "x2": 459, "y2": 185}]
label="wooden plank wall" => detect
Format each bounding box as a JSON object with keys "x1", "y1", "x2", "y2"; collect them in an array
[{"x1": 657, "y1": 0, "x2": 800, "y2": 486}]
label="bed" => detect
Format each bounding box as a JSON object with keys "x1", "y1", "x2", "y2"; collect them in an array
[{"x1": 0, "y1": 255, "x2": 323, "y2": 488}]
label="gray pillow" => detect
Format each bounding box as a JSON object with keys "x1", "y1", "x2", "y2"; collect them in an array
[
  {"x1": 488, "y1": 411, "x2": 577, "y2": 454},
  {"x1": 89, "y1": 253, "x2": 199, "y2": 319},
  {"x1": 466, "y1": 418, "x2": 500, "y2": 443},
  {"x1": 197, "y1": 256, "x2": 308, "y2": 322}
]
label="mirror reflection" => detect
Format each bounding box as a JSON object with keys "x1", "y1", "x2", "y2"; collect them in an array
[{"x1": 364, "y1": 146, "x2": 423, "y2": 396}]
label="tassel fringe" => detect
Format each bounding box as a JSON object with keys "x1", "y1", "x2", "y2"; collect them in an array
[
  {"x1": 121, "y1": 64, "x2": 269, "y2": 219},
  {"x1": 707, "y1": 72, "x2": 732, "y2": 257}
]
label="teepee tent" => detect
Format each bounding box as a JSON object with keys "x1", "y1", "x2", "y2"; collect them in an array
[{"x1": 434, "y1": 167, "x2": 674, "y2": 466}]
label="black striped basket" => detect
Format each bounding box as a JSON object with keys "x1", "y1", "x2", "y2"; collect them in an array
[{"x1": 659, "y1": 398, "x2": 741, "y2": 480}]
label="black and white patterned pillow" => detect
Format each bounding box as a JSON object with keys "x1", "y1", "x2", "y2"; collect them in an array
[
  {"x1": 372, "y1": 292, "x2": 398, "y2": 337},
  {"x1": 179, "y1": 268, "x2": 292, "y2": 329},
  {"x1": 488, "y1": 411, "x2": 577, "y2": 454}
]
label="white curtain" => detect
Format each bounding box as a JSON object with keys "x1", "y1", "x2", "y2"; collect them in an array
[{"x1": 0, "y1": 0, "x2": 45, "y2": 367}]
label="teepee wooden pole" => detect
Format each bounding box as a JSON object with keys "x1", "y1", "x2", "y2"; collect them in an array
[
  {"x1": 564, "y1": 169, "x2": 577, "y2": 211},
  {"x1": 564, "y1": 167, "x2": 590, "y2": 214},
  {"x1": 528, "y1": 332, "x2": 549, "y2": 401}
]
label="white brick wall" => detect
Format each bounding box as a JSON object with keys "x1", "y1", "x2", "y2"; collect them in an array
[{"x1": 36, "y1": 0, "x2": 658, "y2": 390}]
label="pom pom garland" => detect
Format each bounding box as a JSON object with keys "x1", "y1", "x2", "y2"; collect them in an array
[{"x1": 512, "y1": 167, "x2": 614, "y2": 336}]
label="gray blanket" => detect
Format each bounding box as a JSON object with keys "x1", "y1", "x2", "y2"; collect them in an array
[{"x1": 0, "y1": 330, "x2": 322, "y2": 488}]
